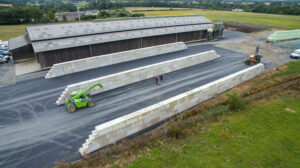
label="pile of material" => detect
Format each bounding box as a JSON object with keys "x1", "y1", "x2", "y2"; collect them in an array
[{"x1": 267, "y1": 30, "x2": 300, "y2": 43}]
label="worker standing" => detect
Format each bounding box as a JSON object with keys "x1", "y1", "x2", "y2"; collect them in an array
[
  {"x1": 156, "y1": 75, "x2": 164, "y2": 85},
  {"x1": 156, "y1": 76, "x2": 161, "y2": 85}
]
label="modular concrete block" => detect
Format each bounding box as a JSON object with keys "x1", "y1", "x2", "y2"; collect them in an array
[
  {"x1": 79, "y1": 64, "x2": 265, "y2": 156},
  {"x1": 45, "y1": 42, "x2": 187, "y2": 79},
  {"x1": 56, "y1": 50, "x2": 220, "y2": 105}
]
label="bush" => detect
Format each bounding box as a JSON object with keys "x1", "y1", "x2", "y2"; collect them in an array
[
  {"x1": 80, "y1": 15, "x2": 97, "y2": 20},
  {"x1": 166, "y1": 122, "x2": 185, "y2": 139},
  {"x1": 226, "y1": 91, "x2": 245, "y2": 111},
  {"x1": 130, "y1": 13, "x2": 145, "y2": 17},
  {"x1": 98, "y1": 11, "x2": 111, "y2": 18}
]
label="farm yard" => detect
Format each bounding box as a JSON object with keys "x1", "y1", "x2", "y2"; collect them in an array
[{"x1": 0, "y1": 4, "x2": 300, "y2": 168}]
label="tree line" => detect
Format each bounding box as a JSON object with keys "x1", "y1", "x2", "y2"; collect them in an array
[
  {"x1": 80, "y1": 9, "x2": 144, "y2": 21},
  {"x1": 83, "y1": 0, "x2": 300, "y2": 15},
  {"x1": 1, "y1": 0, "x2": 300, "y2": 25},
  {"x1": 0, "y1": 2, "x2": 77, "y2": 24}
]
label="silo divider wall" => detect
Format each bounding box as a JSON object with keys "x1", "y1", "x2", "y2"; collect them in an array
[
  {"x1": 56, "y1": 50, "x2": 220, "y2": 105},
  {"x1": 45, "y1": 42, "x2": 187, "y2": 79},
  {"x1": 79, "y1": 63, "x2": 265, "y2": 155}
]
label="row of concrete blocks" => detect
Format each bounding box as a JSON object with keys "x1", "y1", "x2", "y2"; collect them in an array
[
  {"x1": 79, "y1": 64, "x2": 265, "y2": 155},
  {"x1": 46, "y1": 42, "x2": 187, "y2": 79},
  {"x1": 56, "y1": 50, "x2": 220, "y2": 105}
]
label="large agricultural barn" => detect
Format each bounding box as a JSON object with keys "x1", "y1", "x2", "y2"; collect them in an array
[{"x1": 8, "y1": 15, "x2": 223, "y2": 68}]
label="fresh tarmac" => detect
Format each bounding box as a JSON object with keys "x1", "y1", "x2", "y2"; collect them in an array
[{"x1": 0, "y1": 33, "x2": 270, "y2": 168}]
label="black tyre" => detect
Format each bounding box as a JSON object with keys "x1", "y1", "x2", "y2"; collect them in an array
[
  {"x1": 67, "y1": 103, "x2": 76, "y2": 113},
  {"x1": 244, "y1": 60, "x2": 250, "y2": 65},
  {"x1": 88, "y1": 99, "x2": 95, "y2": 107}
]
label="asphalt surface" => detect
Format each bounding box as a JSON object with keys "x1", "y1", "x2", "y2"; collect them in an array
[{"x1": 0, "y1": 32, "x2": 267, "y2": 168}]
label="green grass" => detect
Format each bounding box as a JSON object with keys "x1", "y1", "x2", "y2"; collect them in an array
[
  {"x1": 0, "y1": 3, "x2": 12, "y2": 7},
  {"x1": 256, "y1": 60, "x2": 300, "y2": 85},
  {"x1": 0, "y1": 24, "x2": 26, "y2": 41},
  {"x1": 273, "y1": 60, "x2": 300, "y2": 78},
  {"x1": 128, "y1": 96, "x2": 300, "y2": 168},
  {"x1": 126, "y1": 7, "x2": 300, "y2": 30},
  {"x1": 71, "y1": 1, "x2": 88, "y2": 8}
]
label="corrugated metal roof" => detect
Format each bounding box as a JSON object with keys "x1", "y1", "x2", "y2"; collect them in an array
[
  {"x1": 8, "y1": 35, "x2": 30, "y2": 50},
  {"x1": 26, "y1": 16, "x2": 212, "y2": 41},
  {"x1": 32, "y1": 24, "x2": 213, "y2": 53}
]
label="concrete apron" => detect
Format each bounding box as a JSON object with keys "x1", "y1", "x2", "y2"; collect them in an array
[
  {"x1": 0, "y1": 61, "x2": 16, "y2": 87},
  {"x1": 79, "y1": 63, "x2": 265, "y2": 155}
]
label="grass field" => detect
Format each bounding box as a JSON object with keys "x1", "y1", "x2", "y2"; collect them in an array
[
  {"x1": 71, "y1": 1, "x2": 88, "y2": 8},
  {"x1": 125, "y1": 60, "x2": 300, "y2": 168},
  {"x1": 126, "y1": 7, "x2": 300, "y2": 30},
  {"x1": 0, "y1": 25, "x2": 26, "y2": 41},
  {"x1": 128, "y1": 96, "x2": 300, "y2": 168},
  {"x1": 0, "y1": 4, "x2": 12, "y2": 7}
]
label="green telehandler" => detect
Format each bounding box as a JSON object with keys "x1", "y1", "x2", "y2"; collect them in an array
[{"x1": 65, "y1": 83, "x2": 103, "y2": 112}]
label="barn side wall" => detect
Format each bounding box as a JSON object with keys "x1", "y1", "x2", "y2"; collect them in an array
[
  {"x1": 11, "y1": 44, "x2": 35, "y2": 61},
  {"x1": 37, "y1": 29, "x2": 217, "y2": 68}
]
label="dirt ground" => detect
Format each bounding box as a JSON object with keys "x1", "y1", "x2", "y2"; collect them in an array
[
  {"x1": 217, "y1": 30, "x2": 294, "y2": 64},
  {"x1": 14, "y1": 58, "x2": 41, "y2": 76}
]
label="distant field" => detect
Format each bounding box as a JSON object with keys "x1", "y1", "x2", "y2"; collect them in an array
[
  {"x1": 0, "y1": 25, "x2": 26, "y2": 41},
  {"x1": 0, "y1": 4, "x2": 12, "y2": 7},
  {"x1": 72, "y1": 1, "x2": 88, "y2": 8},
  {"x1": 126, "y1": 7, "x2": 300, "y2": 30},
  {"x1": 1, "y1": 7, "x2": 300, "y2": 41}
]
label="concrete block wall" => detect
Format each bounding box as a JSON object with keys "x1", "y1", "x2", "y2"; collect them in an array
[
  {"x1": 45, "y1": 42, "x2": 187, "y2": 79},
  {"x1": 79, "y1": 64, "x2": 265, "y2": 155},
  {"x1": 56, "y1": 50, "x2": 220, "y2": 105}
]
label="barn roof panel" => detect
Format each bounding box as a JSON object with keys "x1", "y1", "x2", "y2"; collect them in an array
[
  {"x1": 8, "y1": 35, "x2": 30, "y2": 50},
  {"x1": 26, "y1": 16, "x2": 212, "y2": 41},
  {"x1": 32, "y1": 23, "x2": 213, "y2": 53}
]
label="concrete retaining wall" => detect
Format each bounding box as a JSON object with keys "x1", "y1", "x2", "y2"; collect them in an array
[
  {"x1": 56, "y1": 50, "x2": 220, "y2": 105},
  {"x1": 79, "y1": 63, "x2": 265, "y2": 155},
  {"x1": 46, "y1": 42, "x2": 187, "y2": 79}
]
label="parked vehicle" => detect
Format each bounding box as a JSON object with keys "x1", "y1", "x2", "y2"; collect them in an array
[
  {"x1": 0, "y1": 55, "x2": 9, "y2": 63},
  {"x1": 0, "y1": 49, "x2": 5, "y2": 54},
  {"x1": 290, "y1": 49, "x2": 300, "y2": 59},
  {"x1": 1, "y1": 50, "x2": 10, "y2": 57},
  {"x1": 0, "y1": 44, "x2": 8, "y2": 50}
]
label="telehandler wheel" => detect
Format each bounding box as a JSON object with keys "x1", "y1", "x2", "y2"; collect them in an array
[
  {"x1": 88, "y1": 99, "x2": 95, "y2": 107},
  {"x1": 244, "y1": 60, "x2": 250, "y2": 65},
  {"x1": 67, "y1": 103, "x2": 76, "y2": 113}
]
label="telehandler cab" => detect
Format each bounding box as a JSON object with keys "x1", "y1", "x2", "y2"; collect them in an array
[{"x1": 65, "y1": 83, "x2": 103, "y2": 112}]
